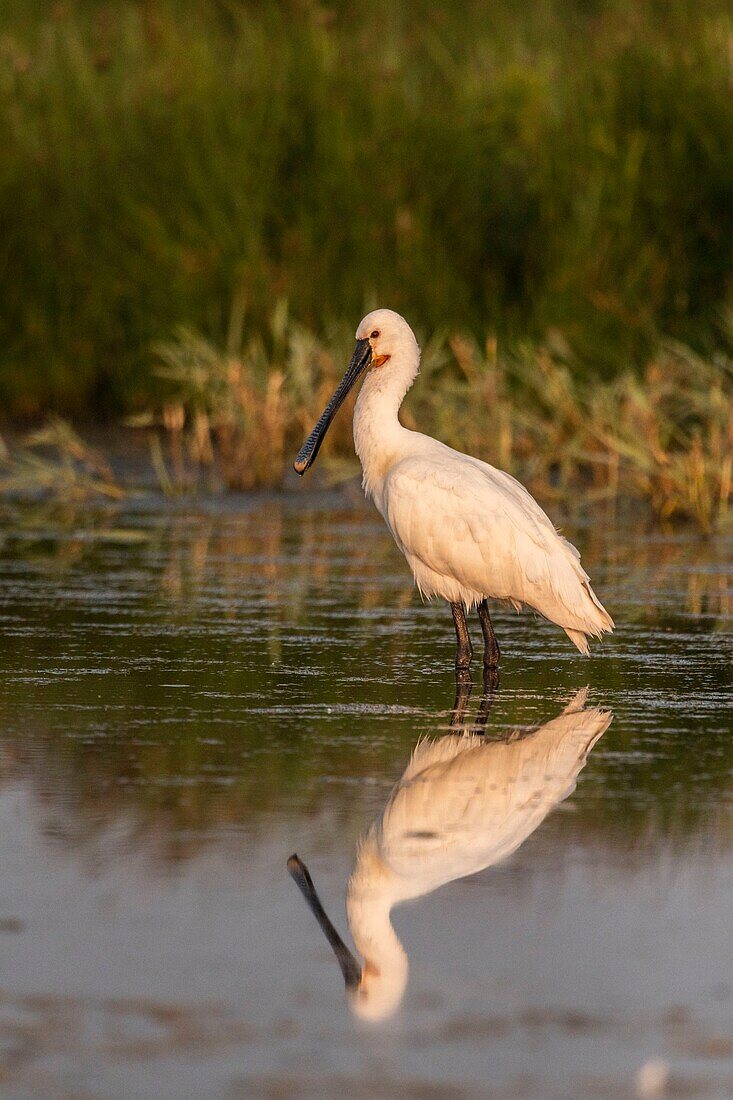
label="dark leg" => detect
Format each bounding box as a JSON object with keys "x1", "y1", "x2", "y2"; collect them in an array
[
  {"x1": 450, "y1": 602, "x2": 473, "y2": 683},
  {"x1": 450, "y1": 678, "x2": 473, "y2": 730},
  {"x1": 477, "y1": 599, "x2": 501, "y2": 672},
  {"x1": 452, "y1": 674, "x2": 498, "y2": 736},
  {"x1": 482, "y1": 663, "x2": 500, "y2": 697},
  {"x1": 473, "y1": 675, "x2": 499, "y2": 734}
]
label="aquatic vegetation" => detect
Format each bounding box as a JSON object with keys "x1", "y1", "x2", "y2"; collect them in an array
[
  {"x1": 413, "y1": 333, "x2": 733, "y2": 533},
  {"x1": 0, "y1": 417, "x2": 125, "y2": 503},
  {"x1": 145, "y1": 314, "x2": 733, "y2": 532},
  {"x1": 1, "y1": 322, "x2": 729, "y2": 535},
  {"x1": 138, "y1": 304, "x2": 356, "y2": 493}
]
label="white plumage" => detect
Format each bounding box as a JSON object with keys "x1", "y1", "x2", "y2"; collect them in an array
[
  {"x1": 348, "y1": 309, "x2": 613, "y2": 655},
  {"x1": 345, "y1": 689, "x2": 612, "y2": 1020}
]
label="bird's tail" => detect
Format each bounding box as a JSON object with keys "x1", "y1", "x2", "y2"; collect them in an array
[
  {"x1": 584, "y1": 580, "x2": 615, "y2": 632},
  {"x1": 564, "y1": 628, "x2": 592, "y2": 655},
  {"x1": 564, "y1": 583, "x2": 614, "y2": 654}
]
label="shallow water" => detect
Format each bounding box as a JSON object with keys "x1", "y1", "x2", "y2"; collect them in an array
[{"x1": 0, "y1": 494, "x2": 731, "y2": 1099}]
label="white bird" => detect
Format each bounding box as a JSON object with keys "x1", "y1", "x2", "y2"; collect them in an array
[
  {"x1": 289, "y1": 688, "x2": 611, "y2": 1021},
  {"x1": 295, "y1": 309, "x2": 613, "y2": 675}
]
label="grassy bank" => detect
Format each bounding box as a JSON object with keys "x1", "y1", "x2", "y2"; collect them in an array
[
  {"x1": 2, "y1": 307, "x2": 721, "y2": 531},
  {"x1": 142, "y1": 314, "x2": 733, "y2": 531},
  {"x1": 0, "y1": 0, "x2": 731, "y2": 416}
]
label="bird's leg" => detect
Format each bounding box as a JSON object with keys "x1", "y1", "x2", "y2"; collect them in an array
[
  {"x1": 450, "y1": 602, "x2": 473, "y2": 683},
  {"x1": 473, "y1": 674, "x2": 499, "y2": 735},
  {"x1": 477, "y1": 599, "x2": 501, "y2": 673},
  {"x1": 450, "y1": 678, "x2": 473, "y2": 731},
  {"x1": 482, "y1": 663, "x2": 500, "y2": 698}
]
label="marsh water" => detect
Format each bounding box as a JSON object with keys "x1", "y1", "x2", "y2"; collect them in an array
[{"x1": 0, "y1": 493, "x2": 731, "y2": 1099}]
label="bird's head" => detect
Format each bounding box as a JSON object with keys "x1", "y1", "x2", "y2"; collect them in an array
[
  {"x1": 348, "y1": 956, "x2": 409, "y2": 1022},
  {"x1": 287, "y1": 853, "x2": 408, "y2": 1023},
  {"x1": 354, "y1": 308, "x2": 418, "y2": 371},
  {"x1": 294, "y1": 308, "x2": 418, "y2": 476}
]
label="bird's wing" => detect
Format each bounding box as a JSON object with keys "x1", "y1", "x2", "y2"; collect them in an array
[
  {"x1": 382, "y1": 446, "x2": 611, "y2": 634},
  {"x1": 377, "y1": 701, "x2": 611, "y2": 887}
]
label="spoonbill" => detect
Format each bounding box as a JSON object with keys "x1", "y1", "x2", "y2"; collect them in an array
[
  {"x1": 289, "y1": 687, "x2": 611, "y2": 1021},
  {"x1": 295, "y1": 309, "x2": 613, "y2": 676}
]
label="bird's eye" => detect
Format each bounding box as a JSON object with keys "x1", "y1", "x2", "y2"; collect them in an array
[{"x1": 370, "y1": 330, "x2": 380, "y2": 339}]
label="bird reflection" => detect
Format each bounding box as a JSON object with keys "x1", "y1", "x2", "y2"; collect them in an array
[{"x1": 289, "y1": 686, "x2": 611, "y2": 1022}]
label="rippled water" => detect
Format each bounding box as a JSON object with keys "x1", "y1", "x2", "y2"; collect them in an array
[{"x1": 0, "y1": 495, "x2": 731, "y2": 1099}]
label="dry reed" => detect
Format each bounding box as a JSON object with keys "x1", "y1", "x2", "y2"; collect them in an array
[
  {"x1": 142, "y1": 311, "x2": 733, "y2": 532},
  {"x1": 0, "y1": 417, "x2": 125, "y2": 502}
]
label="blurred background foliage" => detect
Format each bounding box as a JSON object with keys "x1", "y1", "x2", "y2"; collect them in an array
[{"x1": 0, "y1": 0, "x2": 731, "y2": 419}]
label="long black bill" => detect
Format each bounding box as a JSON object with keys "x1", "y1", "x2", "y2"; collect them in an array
[
  {"x1": 294, "y1": 338, "x2": 372, "y2": 475},
  {"x1": 287, "y1": 853, "x2": 361, "y2": 990}
]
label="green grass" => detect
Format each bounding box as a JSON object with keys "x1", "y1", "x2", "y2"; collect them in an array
[{"x1": 0, "y1": 0, "x2": 731, "y2": 418}]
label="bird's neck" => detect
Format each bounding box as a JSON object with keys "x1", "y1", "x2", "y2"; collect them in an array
[
  {"x1": 347, "y1": 857, "x2": 409, "y2": 990},
  {"x1": 353, "y1": 345, "x2": 419, "y2": 503}
]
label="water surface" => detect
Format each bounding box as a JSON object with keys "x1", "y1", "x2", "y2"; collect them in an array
[{"x1": 0, "y1": 495, "x2": 731, "y2": 1098}]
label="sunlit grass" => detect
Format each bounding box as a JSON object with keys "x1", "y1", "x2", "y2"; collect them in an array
[
  {"x1": 1, "y1": 312, "x2": 729, "y2": 532},
  {"x1": 141, "y1": 307, "x2": 733, "y2": 531}
]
